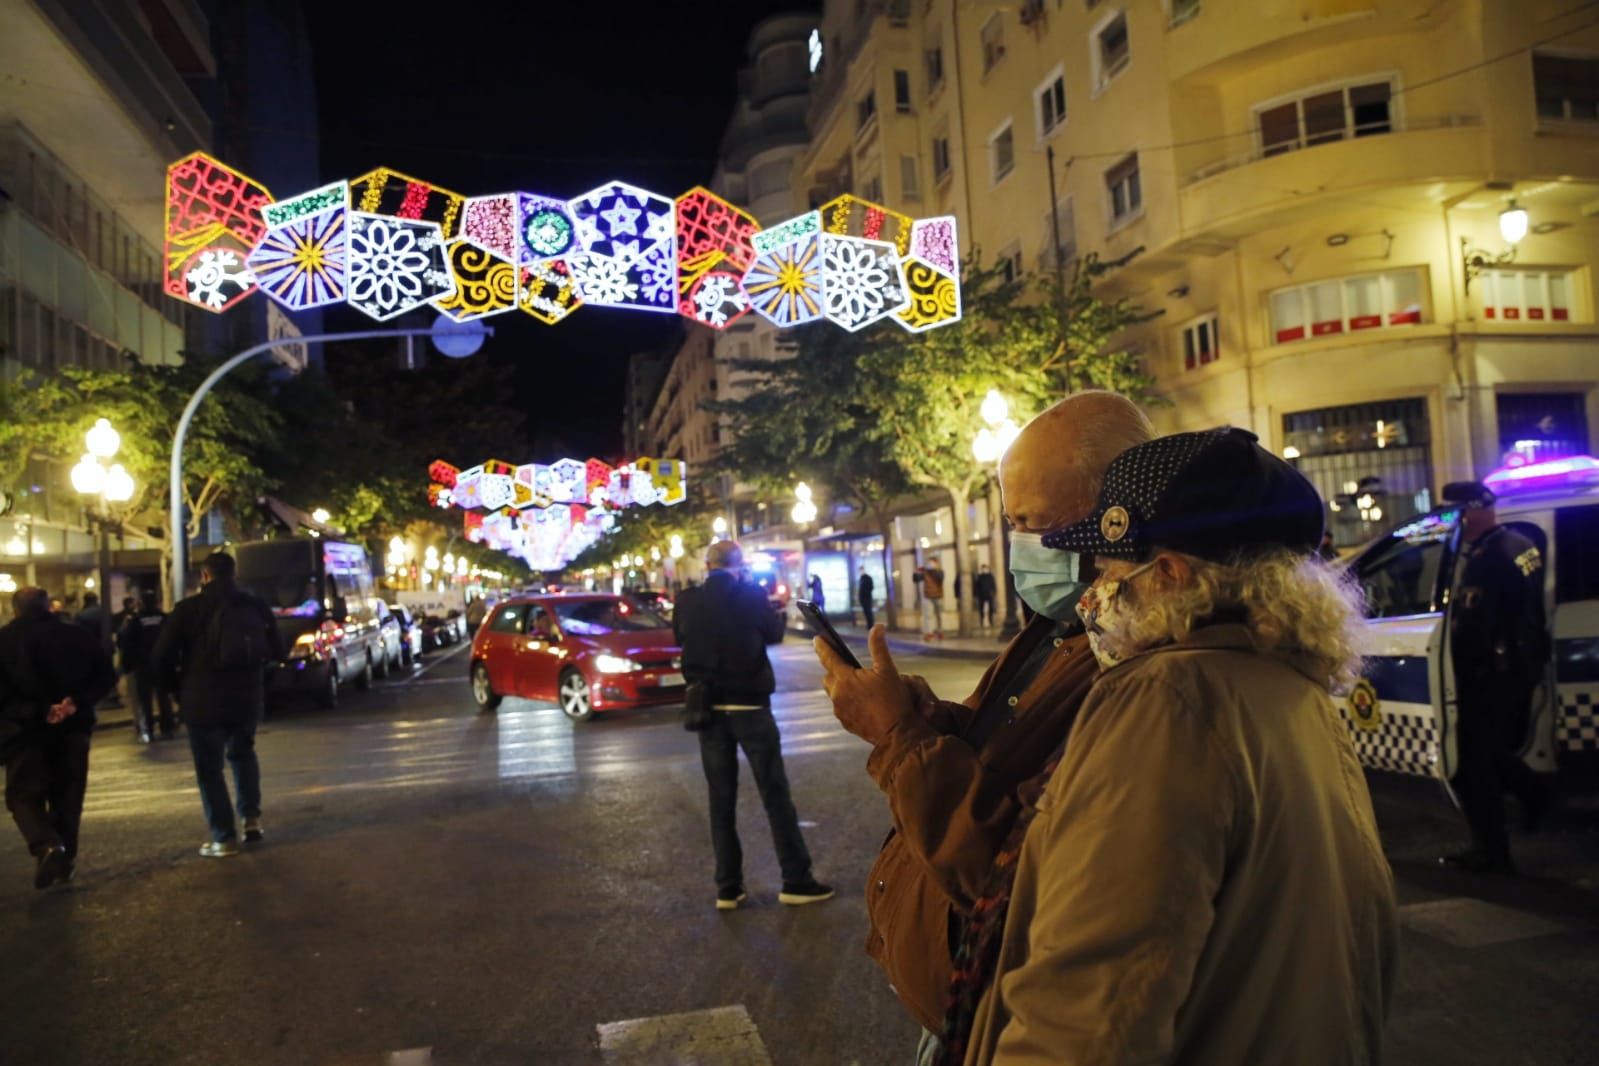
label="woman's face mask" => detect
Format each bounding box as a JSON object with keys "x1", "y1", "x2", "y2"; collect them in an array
[
  {"x1": 1076, "y1": 559, "x2": 1158, "y2": 670},
  {"x1": 1008, "y1": 532, "x2": 1090, "y2": 622}
]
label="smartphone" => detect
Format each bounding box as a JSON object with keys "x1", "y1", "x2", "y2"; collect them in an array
[{"x1": 796, "y1": 599, "x2": 862, "y2": 669}]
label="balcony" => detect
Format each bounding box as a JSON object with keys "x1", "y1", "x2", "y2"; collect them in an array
[{"x1": 1178, "y1": 115, "x2": 1484, "y2": 240}]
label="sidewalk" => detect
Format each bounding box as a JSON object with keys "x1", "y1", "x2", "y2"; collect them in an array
[{"x1": 788, "y1": 620, "x2": 1003, "y2": 662}]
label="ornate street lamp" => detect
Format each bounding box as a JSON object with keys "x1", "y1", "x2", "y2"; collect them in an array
[{"x1": 72, "y1": 417, "x2": 135, "y2": 644}]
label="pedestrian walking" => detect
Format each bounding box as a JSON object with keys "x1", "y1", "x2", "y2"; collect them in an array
[
  {"x1": 1439, "y1": 480, "x2": 1552, "y2": 873},
  {"x1": 0, "y1": 586, "x2": 117, "y2": 889},
  {"x1": 808, "y1": 574, "x2": 825, "y2": 612},
  {"x1": 814, "y1": 391, "x2": 1150, "y2": 1052},
  {"x1": 915, "y1": 556, "x2": 945, "y2": 641},
  {"x1": 1318, "y1": 529, "x2": 1340, "y2": 562},
  {"x1": 465, "y1": 594, "x2": 488, "y2": 635},
  {"x1": 974, "y1": 564, "x2": 997, "y2": 628},
  {"x1": 118, "y1": 588, "x2": 176, "y2": 742},
  {"x1": 152, "y1": 552, "x2": 284, "y2": 858},
  {"x1": 673, "y1": 539, "x2": 832, "y2": 911},
  {"x1": 944, "y1": 428, "x2": 1398, "y2": 1065},
  {"x1": 857, "y1": 571, "x2": 875, "y2": 631}
]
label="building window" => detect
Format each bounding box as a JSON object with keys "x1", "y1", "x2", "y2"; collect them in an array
[
  {"x1": 1533, "y1": 52, "x2": 1599, "y2": 122},
  {"x1": 926, "y1": 45, "x2": 945, "y2": 92},
  {"x1": 981, "y1": 14, "x2": 1005, "y2": 73},
  {"x1": 1036, "y1": 68, "x2": 1067, "y2": 139},
  {"x1": 1104, "y1": 153, "x2": 1141, "y2": 224},
  {"x1": 990, "y1": 122, "x2": 1015, "y2": 183},
  {"x1": 1283, "y1": 397, "x2": 1433, "y2": 548},
  {"x1": 998, "y1": 243, "x2": 1024, "y2": 284},
  {"x1": 894, "y1": 69, "x2": 912, "y2": 112},
  {"x1": 1269, "y1": 268, "x2": 1426, "y2": 345},
  {"x1": 900, "y1": 155, "x2": 922, "y2": 201},
  {"x1": 932, "y1": 133, "x2": 952, "y2": 183},
  {"x1": 856, "y1": 90, "x2": 877, "y2": 132},
  {"x1": 1480, "y1": 268, "x2": 1574, "y2": 322},
  {"x1": 1093, "y1": 10, "x2": 1131, "y2": 91},
  {"x1": 1168, "y1": 0, "x2": 1200, "y2": 27},
  {"x1": 1181, "y1": 313, "x2": 1219, "y2": 370},
  {"x1": 1497, "y1": 392, "x2": 1589, "y2": 468},
  {"x1": 1256, "y1": 79, "x2": 1393, "y2": 157}
]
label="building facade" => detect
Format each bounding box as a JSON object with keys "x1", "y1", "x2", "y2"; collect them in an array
[{"x1": 795, "y1": 0, "x2": 1599, "y2": 572}]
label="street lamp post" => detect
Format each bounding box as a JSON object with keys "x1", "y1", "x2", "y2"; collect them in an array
[
  {"x1": 71, "y1": 418, "x2": 136, "y2": 648},
  {"x1": 972, "y1": 390, "x2": 1022, "y2": 641}
]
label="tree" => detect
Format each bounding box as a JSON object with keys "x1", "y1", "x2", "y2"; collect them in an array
[{"x1": 0, "y1": 359, "x2": 280, "y2": 603}]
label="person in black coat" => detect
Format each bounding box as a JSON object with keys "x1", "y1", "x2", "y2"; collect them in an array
[
  {"x1": 152, "y1": 552, "x2": 284, "y2": 858},
  {"x1": 673, "y1": 540, "x2": 832, "y2": 911},
  {"x1": 118, "y1": 588, "x2": 177, "y2": 742},
  {"x1": 0, "y1": 585, "x2": 117, "y2": 888},
  {"x1": 857, "y1": 571, "x2": 876, "y2": 631}
]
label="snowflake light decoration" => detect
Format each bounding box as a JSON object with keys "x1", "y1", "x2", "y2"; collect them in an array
[
  {"x1": 675, "y1": 187, "x2": 758, "y2": 329},
  {"x1": 744, "y1": 232, "x2": 824, "y2": 327},
  {"x1": 164, "y1": 152, "x2": 273, "y2": 313},
  {"x1": 248, "y1": 206, "x2": 349, "y2": 311},
  {"x1": 821, "y1": 234, "x2": 909, "y2": 332},
  {"x1": 345, "y1": 213, "x2": 453, "y2": 321},
  {"x1": 434, "y1": 239, "x2": 518, "y2": 321},
  {"x1": 569, "y1": 181, "x2": 674, "y2": 261}
]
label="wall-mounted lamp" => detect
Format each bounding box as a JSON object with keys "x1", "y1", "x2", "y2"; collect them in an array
[
  {"x1": 1498, "y1": 200, "x2": 1529, "y2": 245},
  {"x1": 1325, "y1": 234, "x2": 1349, "y2": 247}
]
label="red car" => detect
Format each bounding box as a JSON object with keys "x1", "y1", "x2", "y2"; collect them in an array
[{"x1": 469, "y1": 593, "x2": 684, "y2": 721}]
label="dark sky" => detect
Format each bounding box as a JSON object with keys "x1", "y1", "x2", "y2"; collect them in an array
[{"x1": 305, "y1": 2, "x2": 818, "y2": 461}]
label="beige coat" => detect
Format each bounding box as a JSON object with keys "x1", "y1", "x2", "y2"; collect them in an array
[{"x1": 965, "y1": 625, "x2": 1398, "y2": 1066}]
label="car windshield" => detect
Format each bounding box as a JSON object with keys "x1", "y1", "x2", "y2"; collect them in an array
[{"x1": 553, "y1": 598, "x2": 670, "y2": 635}]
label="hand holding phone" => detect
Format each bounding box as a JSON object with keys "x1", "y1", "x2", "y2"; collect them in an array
[{"x1": 797, "y1": 599, "x2": 861, "y2": 669}]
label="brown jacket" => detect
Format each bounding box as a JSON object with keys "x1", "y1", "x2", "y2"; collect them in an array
[
  {"x1": 965, "y1": 625, "x2": 1399, "y2": 1065},
  {"x1": 864, "y1": 615, "x2": 1099, "y2": 1030}
]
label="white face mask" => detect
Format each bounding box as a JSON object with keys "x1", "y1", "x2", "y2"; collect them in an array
[{"x1": 1075, "y1": 560, "x2": 1157, "y2": 670}]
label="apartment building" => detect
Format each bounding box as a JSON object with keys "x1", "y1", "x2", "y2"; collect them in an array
[{"x1": 798, "y1": 0, "x2": 1599, "y2": 562}]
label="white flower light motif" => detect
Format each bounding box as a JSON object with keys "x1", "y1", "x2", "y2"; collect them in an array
[
  {"x1": 184, "y1": 249, "x2": 253, "y2": 310},
  {"x1": 346, "y1": 214, "x2": 452, "y2": 320},
  {"x1": 822, "y1": 235, "x2": 907, "y2": 331}
]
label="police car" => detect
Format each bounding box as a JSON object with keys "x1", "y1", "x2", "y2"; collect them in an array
[{"x1": 1344, "y1": 455, "x2": 1599, "y2": 789}]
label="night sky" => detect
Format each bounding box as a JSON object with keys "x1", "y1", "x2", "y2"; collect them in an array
[{"x1": 305, "y1": 2, "x2": 818, "y2": 460}]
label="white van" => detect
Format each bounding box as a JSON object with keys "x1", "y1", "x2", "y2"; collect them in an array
[{"x1": 1344, "y1": 456, "x2": 1599, "y2": 790}]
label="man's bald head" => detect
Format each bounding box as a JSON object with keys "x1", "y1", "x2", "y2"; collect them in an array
[
  {"x1": 999, "y1": 390, "x2": 1153, "y2": 533},
  {"x1": 706, "y1": 539, "x2": 744, "y2": 571},
  {"x1": 12, "y1": 586, "x2": 51, "y2": 619}
]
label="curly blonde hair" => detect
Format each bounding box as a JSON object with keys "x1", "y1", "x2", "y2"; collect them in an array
[{"x1": 1104, "y1": 549, "x2": 1369, "y2": 693}]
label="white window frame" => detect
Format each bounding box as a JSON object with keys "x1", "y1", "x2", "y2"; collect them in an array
[
  {"x1": 989, "y1": 120, "x2": 1016, "y2": 185},
  {"x1": 1479, "y1": 268, "x2": 1577, "y2": 323},
  {"x1": 1166, "y1": 0, "x2": 1200, "y2": 28},
  {"x1": 1179, "y1": 311, "x2": 1220, "y2": 371},
  {"x1": 893, "y1": 69, "x2": 913, "y2": 113},
  {"x1": 1268, "y1": 267, "x2": 1429, "y2": 346},
  {"x1": 1090, "y1": 7, "x2": 1131, "y2": 96},
  {"x1": 981, "y1": 13, "x2": 1005, "y2": 75},
  {"x1": 1103, "y1": 152, "x2": 1142, "y2": 229},
  {"x1": 1251, "y1": 73, "x2": 1403, "y2": 158},
  {"x1": 900, "y1": 154, "x2": 922, "y2": 202},
  {"x1": 997, "y1": 241, "x2": 1024, "y2": 284},
  {"x1": 1034, "y1": 63, "x2": 1068, "y2": 142}
]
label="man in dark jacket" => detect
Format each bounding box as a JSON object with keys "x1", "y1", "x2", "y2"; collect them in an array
[
  {"x1": 673, "y1": 539, "x2": 831, "y2": 911},
  {"x1": 857, "y1": 571, "x2": 876, "y2": 631},
  {"x1": 152, "y1": 551, "x2": 284, "y2": 858},
  {"x1": 119, "y1": 588, "x2": 176, "y2": 742},
  {"x1": 1, "y1": 586, "x2": 118, "y2": 888}
]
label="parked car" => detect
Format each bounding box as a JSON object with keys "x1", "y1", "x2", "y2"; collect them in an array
[
  {"x1": 625, "y1": 588, "x2": 674, "y2": 618},
  {"x1": 389, "y1": 603, "x2": 424, "y2": 667},
  {"x1": 373, "y1": 600, "x2": 405, "y2": 676},
  {"x1": 420, "y1": 611, "x2": 468, "y2": 650},
  {"x1": 470, "y1": 593, "x2": 684, "y2": 721}
]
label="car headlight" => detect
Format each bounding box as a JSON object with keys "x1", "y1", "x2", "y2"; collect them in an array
[{"x1": 593, "y1": 654, "x2": 641, "y2": 674}]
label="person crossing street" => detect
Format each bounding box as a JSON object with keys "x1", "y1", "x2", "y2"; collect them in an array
[{"x1": 118, "y1": 589, "x2": 176, "y2": 742}]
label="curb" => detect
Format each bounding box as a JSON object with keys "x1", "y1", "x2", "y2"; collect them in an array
[{"x1": 786, "y1": 625, "x2": 997, "y2": 663}]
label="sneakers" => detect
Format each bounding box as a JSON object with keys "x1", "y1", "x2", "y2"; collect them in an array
[
  {"x1": 198, "y1": 839, "x2": 241, "y2": 858},
  {"x1": 34, "y1": 845, "x2": 70, "y2": 890},
  {"x1": 242, "y1": 818, "x2": 264, "y2": 843},
  {"x1": 778, "y1": 879, "x2": 835, "y2": 906},
  {"x1": 716, "y1": 886, "x2": 747, "y2": 911}
]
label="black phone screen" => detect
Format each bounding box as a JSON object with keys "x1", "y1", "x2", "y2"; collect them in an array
[{"x1": 796, "y1": 599, "x2": 861, "y2": 669}]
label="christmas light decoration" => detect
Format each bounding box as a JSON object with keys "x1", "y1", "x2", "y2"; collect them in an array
[
  {"x1": 262, "y1": 181, "x2": 348, "y2": 228},
  {"x1": 676, "y1": 187, "x2": 758, "y2": 330},
  {"x1": 895, "y1": 216, "x2": 963, "y2": 333},
  {"x1": 164, "y1": 152, "x2": 273, "y2": 313},
  {"x1": 519, "y1": 194, "x2": 578, "y2": 263},
  {"x1": 434, "y1": 239, "x2": 518, "y2": 321},
  {"x1": 744, "y1": 231, "x2": 824, "y2": 328},
  {"x1": 350, "y1": 167, "x2": 465, "y2": 237},
  {"x1": 518, "y1": 260, "x2": 582, "y2": 325},
  {"x1": 821, "y1": 234, "x2": 909, "y2": 332},
  {"x1": 751, "y1": 211, "x2": 820, "y2": 257},
  {"x1": 820, "y1": 194, "x2": 914, "y2": 256},
  {"x1": 567, "y1": 181, "x2": 677, "y2": 313},
  {"x1": 345, "y1": 214, "x2": 453, "y2": 320},
  {"x1": 248, "y1": 206, "x2": 349, "y2": 311},
  {"x1": 461, "y1": 194, "x2": 520, "y2": 262}
]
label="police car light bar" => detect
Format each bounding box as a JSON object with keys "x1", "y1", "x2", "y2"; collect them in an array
[{"x1": 1483, "y1": 455, "x2": 1599, "y2": 494}]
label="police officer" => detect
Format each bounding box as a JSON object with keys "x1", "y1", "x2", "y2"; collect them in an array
[{"x1": 1441, "y1": 480, "x2": 1551, "y2": 873}]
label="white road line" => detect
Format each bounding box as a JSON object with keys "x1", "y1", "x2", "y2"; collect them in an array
[
  {"x1": 1398, "y1": 897, "x2": 1572, "y2": 948},
  {"x1": 597, "y1": 1005, "x2": 771, "y2": 1064}
]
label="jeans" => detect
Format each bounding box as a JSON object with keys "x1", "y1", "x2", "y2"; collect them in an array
[
  {"x1": 697, "y1": 707, "x2": 812, "y2": 891},
  {"x1": 187, "y1": 722, "x2": 261, "y2": 842},
  {"x1": 4, "y1": 729, "x2": 91, "y2": 858},
  {"x1": 133, "y1": 669, "x2": 176, "y2": 737},
  {"x1": 921, "y1": 599, "x2": 942, "y2": 635}
]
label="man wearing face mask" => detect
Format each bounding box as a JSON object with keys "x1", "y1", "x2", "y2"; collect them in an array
[
  {"x1": 949, "y1": 427, "x2": 1397, "y2": 1066},
  {"x1": 814, "y1": 391, "x2": 1152, "y2": 1059}
]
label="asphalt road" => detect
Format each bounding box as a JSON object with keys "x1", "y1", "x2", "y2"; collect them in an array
[{"x1": 1, "y1": 639, "x2": 1595, "y2": 1065}]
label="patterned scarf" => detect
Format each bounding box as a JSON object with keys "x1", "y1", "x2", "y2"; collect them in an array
[{"x1": 935, "y1": 736, "x2": 1071, "y2": 1065}]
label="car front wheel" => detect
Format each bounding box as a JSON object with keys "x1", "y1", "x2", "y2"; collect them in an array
[
  {"x1": 558, "y1": 669, "x2": 593, "y2": 722},
  {"x1": 355, "y1": 654, "x2": 374, "y2": 691},
  {"x1": 316, "y1": 663, "x2": 339, "y2": 710},
  {"x1": 472, "y1": 662, "x2": 502, "y2": 711}
]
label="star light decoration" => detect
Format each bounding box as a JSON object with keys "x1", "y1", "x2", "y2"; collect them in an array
[
  {"x1": 428, "y1": 456, "x2": 686, "y2": 571},
  {"x1": 164, "y1": 156, "x2": 963, "y2": 334}
]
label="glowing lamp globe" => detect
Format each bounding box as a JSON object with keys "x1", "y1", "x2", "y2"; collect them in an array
[
  {"x1": 104, "y1": 463, "x2": 136, "y2": 503},
  {"x1": 71, "y1": 456, "x2": 107, "y2": 496},
  {"x1": 979, "y1": 389, "x2": 1009, "y2": 428},
  {"x1": 85, "y1": 418, "x2": 121, "y2": 459},
  {"x1": 1499, "y1": 202, "x2": 1528, "y2": 245}
]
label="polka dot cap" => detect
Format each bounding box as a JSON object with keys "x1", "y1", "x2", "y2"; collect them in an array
[{"x1": 1042, "y1": 427, "x2": 1244, "y2": 558}]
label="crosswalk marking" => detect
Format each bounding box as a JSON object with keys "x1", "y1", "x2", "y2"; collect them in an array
[
  {"x1": 597, "y1": 1005, "x2": 771, "y2": 1064},
  {"x1": 1399, "y1": 897, "x2": 1572, "y2": 948}
]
